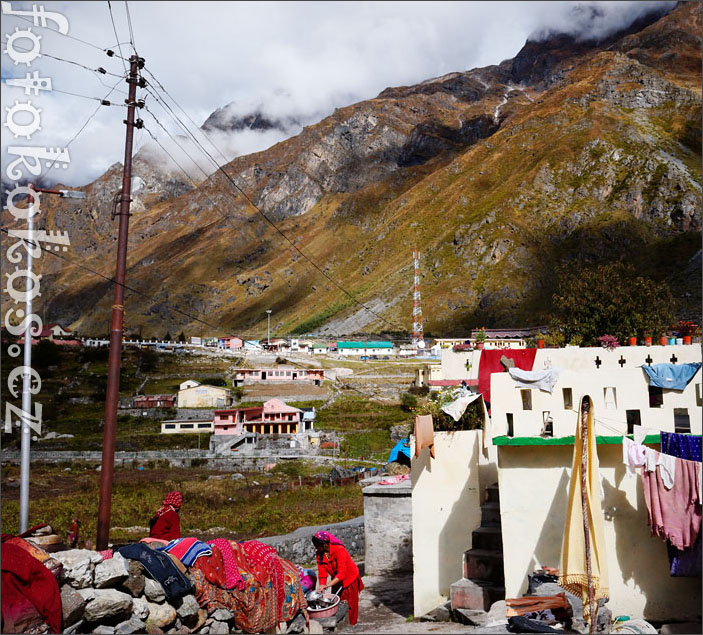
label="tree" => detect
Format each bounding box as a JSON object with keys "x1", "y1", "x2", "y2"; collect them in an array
[
  {"x1": 549, "y1": 261, "x2": 675, "y2": 345},
  {"x1": 164, "y1": 331, "x2": 172, "y2": 341},
  {"x1": 177, "y1": 331, "x2": 186, "y2": 343}
]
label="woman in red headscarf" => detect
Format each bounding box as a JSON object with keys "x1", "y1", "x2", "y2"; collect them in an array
[
  {"x1": 149, "y1": 491, "x2": 182, "y2": 541},
  {"x1": 312, "y1": 530, "x2": 364, "y2": 626}
]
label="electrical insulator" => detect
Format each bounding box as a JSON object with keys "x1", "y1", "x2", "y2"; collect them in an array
[
  {"x1": 100, "y1": 99, "x2": 111, "y2": 106},
  {"x1": 106, "y1": 49, "x2": 115, "y2": 57},
  {"x1": 136, "y1": 99, "x2": 145, "y2": 108},
  {"x1": 135, "y1": 119, "x2": 144, "y2": 129},
  {"x1": 97, "y1": 67, "x2": 107, "y2": 74}
]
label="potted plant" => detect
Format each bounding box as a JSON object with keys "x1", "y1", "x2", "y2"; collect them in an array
[
  {"x1": 675, "y1": 320, "x2": 700, "y2": 345},
  {"x1": 474, "y1": 328, "x2": 487, "y2": 350},
  {"x1": 597, "y1": 334, "x2": 620, "y2": 351},
  {"x1": 642, "y1": 331, "x2": 652, "y2": 347},
  {"x1": 535, "y1": 331, "x2": 547, "y2": 349},
  {"x1": 628, "y1": 336, "x2": 637, "y2": 346}
]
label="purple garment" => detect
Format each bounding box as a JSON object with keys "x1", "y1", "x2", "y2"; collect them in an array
[
  {"x1": 667, "y1": 533, "x2": 702, "y2": 577},
  {"x1": 661, "y1": 432, "x2": 702, "y2": 463}
]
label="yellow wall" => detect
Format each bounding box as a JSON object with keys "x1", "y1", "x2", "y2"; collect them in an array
[
  {"x1": 498, "y1": 442, "x2": 702, "y2": 621},
  {"x1": 411, "y1": 430, "x2": 482, "y2": 616}
]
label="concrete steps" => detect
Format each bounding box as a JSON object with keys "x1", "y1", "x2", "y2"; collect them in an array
[{"x1": 450, "y1": 483, "x2": 505, "y2": 612}]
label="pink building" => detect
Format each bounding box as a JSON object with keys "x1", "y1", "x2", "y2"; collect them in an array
[
  {"x1": 232, "y1": 368, "x2": 324, "y2": 386},
  {"x1": 219, "y1": 336, "x2": 243, "y2": 350},
  {"x1": 213, "y1": 398, "x2": 305, "y2": 435}
]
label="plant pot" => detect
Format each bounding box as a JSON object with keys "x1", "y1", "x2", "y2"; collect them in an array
[
  {"x1": 644, "y1": 336, "x2": 652, "y2": 347},
  {"x1": 476, "y1": 342, "x2": 484, "y2": 350},
  {"x1": 675, "y1": 337, "x2": 683, "y2": 345},
  {"x1": 684, "y1": 335, "x2": 692, "y2": 345},
  {"x1": 660, "y1": 336, "x2": 668, "y2": 346},
  {"x1": 628, "y1": 337, "x2": 637, "y2": 346},
  {"x1": 537, "y1": 339, "x2": 545, "y2": 349},
  {"x1": 668, "y1": 337, "x2": 676, "y2": 345}
]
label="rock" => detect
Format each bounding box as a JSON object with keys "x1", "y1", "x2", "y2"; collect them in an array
[
  {"x1": 210, "y1": 609, "x2": 233, "y2": 622},
  {"x1": 208, "y1": 621, "x2": 229, "y2": 635},
  {"x1": 122, "y1": 571, "x2": 146, "y2": 597},
  {"x1": 207, "y1": 474, "x2": 227, "y2": 480},
  {"x1": 487, "y1": 600, "x2": 507, "y2": 621},
  {"x1": 132, "y1": 597, "x2": 150, "y2": 620},
  {"x1": 83, "y1": 589, "x2": 133, "y2": 623},
  {"x1": 287, "y1": 612, "x2": 307, "y2": 634},
  {"x1": 54, "y1": 549, "x2": 102, "y2": 589},
  {"x1": 308, "y1": 619, "x2": 324, "y2": 634},
  {"x1": 175, "y1": 594, "x2": 199, "y2": 619},
  {"x1": 61, "y1": 586, "x2": 86, "y2": 627},
  {"x1": 93, "y1": 626, "x2": 115, "y2": 634},
  {"x1": 190, "y1": 609, "x2": 208, "y2": 632},
  {"x1": 453, "y1": 607, "x2": 488, "y2": 626},
  {"x1": 146, "y1": 601, "x2": 177, "y2": 630},
  {"x1": 144, "y1": 578, "x2": 167, "y2": 603},
  {"x1": 77, "y1": 588, "x2": 96, "y2": 603},
  {"x1": 115, "y1": 617, "x2": 147, "y2": 634},
  {"x1": 230, "y1": 472, "x2": 245, "y2": 481},
  {"x1": 64, "y1": 619, "x2": 84, "y2": 634},
  {"x1": 94, "y1": 553, "x2": 130, "y2": 588},
  {"x1": 421, "y1": 601, "x2": 452, "y2": 622}
]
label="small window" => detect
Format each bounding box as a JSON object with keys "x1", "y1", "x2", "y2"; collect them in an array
[
  {"x1": 521, "y1": 390, "x2": 532, "y2": 411},
  {"x1": 674, "y1": 409, "x2": 691, "y2": 434},
  {"x1": 542, "y1": 412, "x2": 553, "y2": 437},
  {"x1": 165, "y1": 424, "x2": 176, "y2": 429},
  {"x1": 181, "y1": 423, "x2": 193, "y2": 429},
  {"x1": 198, "y1": 423, "x2": 210, "y2": 429},
  {"x1": 506, "y1": 413, "x2": 514, "y2": 437},
  {"x1": 603, "y1": 387, "x2": 617, "y2": 410},
  {"x1": 626, "y1": 410, "x2": 641, "y2": 435},
  {"x1": 562, "y1": 388, "x2": 573, "y2": 410},
  {"x1": 648, "y1": 386, "x2": 664, "y2": 408},
  {"x1": 696, "y1": 384, "x2": 702, "y2": 408}
]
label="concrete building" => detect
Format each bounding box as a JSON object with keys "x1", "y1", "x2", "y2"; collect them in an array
[
  {"x1": 218, "y1": 336, "x2": 243, "y2": 350},
  {"x1": 337, "y1": 341, "x2": 394, "y2": 357},
  {"x1": 176, "y1": 381, "x2": 232, "y2": 408},
  {"x1": 160, "y1": 420, "x2": 213, "y2": 434},
  {"x1": 213, "y1": 398, "x2": 314, "y2": 436},
  {"x1": 231, "y1": 367, "x2": 325, "y2": 386},
  {"x1": 133, "y1": 394, "x2": 175, "y2": 409}
]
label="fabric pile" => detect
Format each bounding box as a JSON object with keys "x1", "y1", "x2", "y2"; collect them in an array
[{"x1": 623, "y1": 431, "x2": 702, "y2": 576}]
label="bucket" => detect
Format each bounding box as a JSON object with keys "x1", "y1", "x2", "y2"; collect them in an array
[
  {"x1": 307, "y1": 594, "x2": 340, "y2": 619},
  {"x1": 628, "y1": 337, "x2": 637, "y2": 346},
  {"x1": 537, "y1": 339, "x2": 545, "y2": 349},
  {"x1": 611, "y1": 618, "x2": 657, "y2": 634},
  {"x1": 660, "y1": 336, "x2": 668, "y2": 346},
  {"x1": 675, "y1": 338, "x2": 683, "y2": 345},
  {"x1": 668, "y1": 337, "x2": 676, "y2": 345},
  {"x1": 644, "y1": 336, "x2": 652, "y2": 347},
  {"x1": 684, "y1": 335, "x2": 692, "y2": 345}
]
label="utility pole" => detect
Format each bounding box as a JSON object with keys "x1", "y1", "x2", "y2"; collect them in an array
[
  {"x1": 96, "y1": 54, "x2": 144, "y2": 550},
  {"x1": 266, "y1": 309, "x2": 272, "y2": 347}
]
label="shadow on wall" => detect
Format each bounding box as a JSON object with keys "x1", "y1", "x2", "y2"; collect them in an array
[{"x1": 437, "y1": 440, "x2": 480, "y2": 596}]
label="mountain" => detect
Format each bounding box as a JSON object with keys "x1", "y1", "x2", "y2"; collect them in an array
[{"x1": 18, "y1": 2, "x2": 702, "y2": 338}]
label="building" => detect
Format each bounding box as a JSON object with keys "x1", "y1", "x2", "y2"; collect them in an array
[
  {"x1": 176, "y1": 380, "x2": 232, "y2": 408},
  {"x1": 161, "y1": 420, "x2": 213, "y2": 434},
  {"x1": 231, "y1": 367, "x2": 325, "y2": 386},
  {"x1": 213, "y1": 398, "x2": 313, "y2": 435},
  {"x1": 243, "y1": 340, "x2": 261, "y2": 351},
  {"x1": 336, "y1": 341, "x2": 395, "y2": 357},
  {"x1": 312, "y1": 343, "x2": 328, "y2": 355},
  {"x1": 37, "y1": 323, "x2": 73, "y2": 341},
  {"x1": 218, "y1": 336, "x2": 243, "y2": 350},
  {"x1": 398, "y1": 344, "x2": 418, "y2": 357},
  {"x1": 133, "y1": 394, "x2": 175, "y2": 409}
]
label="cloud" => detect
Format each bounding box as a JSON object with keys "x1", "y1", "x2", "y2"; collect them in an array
[{"x1": 1, "y1": 1, "x2": 675, "y2": 189}]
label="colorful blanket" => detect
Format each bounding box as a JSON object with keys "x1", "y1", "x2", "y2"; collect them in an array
[
  {"x1": 207, "y1": 539, "x2": 246, "y2": 590},
  {"x1": 158, "y1": 537, "x2": 212, "y2": 566},
  {"x1": 240, "y1": 540, "x2": 285, "y2": 623},
  {"x1": 191, "y1": 553, "x2": 307, "y2": 633}
]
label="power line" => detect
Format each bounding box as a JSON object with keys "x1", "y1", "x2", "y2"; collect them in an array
[
  {"x1": 124, "y1": 1, "x2": 138, "y2": 57},
  {"x1": 141, "y1": 67, "x2": 404, "y2": 332},
  {"x1": 106, "y1": 1, "x2": 128, "y2": 74}
]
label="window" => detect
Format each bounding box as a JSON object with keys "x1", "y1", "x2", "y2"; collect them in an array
[
  {"x1": 181, "y1": 423, "x2": 193, "y2": 429},
  {"x1": 648, "y1": 386, "x2": 663, "y2": 408},
  {"x1": 198, "y1": 423, "x2": 210, "y2": 429},
  {"x1": 521, "y1": 390, "x2": 532, "y2": 411},
  {"x1": 696, "y1": 384, "x2": 702, "y2": 408},
  {"x1": 562, "y1": 388, "x2": 573, "y2": 410},
  {"x1": 626, "y1": 410, "x2": 641, "y2": 435},
  {"x1": 674, "y1": 409, "x2": 691, "y2": 434},
  {"x1": 603, "y1": 387, "x2": 617, "y2": 410},
  {"x1": 165, "y1": 424, "x2": 175, "y2": 429},
  {"x1": 506, "y1": 413, "x2": 514, "y2": 437},
  {"x1": 542, "y1": 412, "x2": 553, "y2": 437}
]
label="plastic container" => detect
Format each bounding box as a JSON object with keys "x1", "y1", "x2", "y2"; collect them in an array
[
  {"x1": 675, "y1": 338, "x2": 683, "y2": 345},
  {"x1": 668, "y1": 337, "x2": 676, "y2": 345}
]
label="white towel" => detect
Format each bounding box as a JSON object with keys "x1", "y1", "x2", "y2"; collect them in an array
[
  {"x1": 508, "y1": 367, "x2": 562, "y2": 393},
  {"x1": 656, "y1": 452, "x2": 676, "y2": 490},
  {"x1": 442, "y1": 392, "x2": 481, "y2": 422},
  {"x1": 645, "y1": 447, "x2": 658, "y2": 473}
]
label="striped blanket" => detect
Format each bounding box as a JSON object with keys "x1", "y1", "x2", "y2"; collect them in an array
[{"x1": 158, "y1": 537, "x2": 212, "y2": 566}]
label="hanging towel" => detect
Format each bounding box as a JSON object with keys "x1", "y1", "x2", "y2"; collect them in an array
[
  {"x1": 479, "y1": 348, "x2": 537, "y2": 412},
  {"x1": 645, "y1": 447, "x2": 658, "y2": 473},
  {"x1": 558, "y1": 396, "x2": 609, "y2": 621},
  {"x1": 158, "y1": 537, "x2": 212, "y2": 566},
  {"x1": 660, "y1": 432, "x2": 702, "y2": 463},
  {"x1": 508, "y1": 367, "x2": 562, "y2": 393},
  {"x1": 641, "y1": 455, "x2": 702, "y2": 551},
  {"x1": 414, "y1": 414, "x2": 435, "y2": 458},
  {"x1": 442, "y1": 391, "x2": 481, "y2": 422},
  {"x1": 657, "y1": 452, "x2": 677, "y2": 490},
  {"x1": 641, "y1": 362, "x2": 701, "y2": 391},
  {"x1": 622, "y1": 438, "x2": 647, "y2": 477}
]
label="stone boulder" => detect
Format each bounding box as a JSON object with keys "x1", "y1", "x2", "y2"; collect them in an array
[
  {"x1": 132, "y1": 597, "x2": 150, "y2": 620},
  {"x1": 60, "y1": 586, "x2": 86, "y2": 627},
  {"x1": 144, "y1": 578, "x2": 166, "y2": 603},
  {"x1": 145, "y1": 601, "x2": 176, "y2": 630},
  {"x1": 54, "y1": 549, "x2": 102, "y2": 589},
  {"x1": 83, "y1": 589, "x2": 133, "y2": 623},
  {"x1": 209, "y1": 621, "x2": 229, "y2": 635},
  {"x1": 210, "y1": 609, "x2": 233, "y2": 622},
  {"x1": 94, "y1": 553, "x2": 130, "y2": 588},
  {"x1": 175, "y1": 594, "x2": 199, "y2": 620},
  {"x1": 114, "y1": 617, "x2": 147, "y2": 634}
]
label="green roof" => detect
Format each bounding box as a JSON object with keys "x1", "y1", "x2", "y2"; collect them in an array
[{"x1": 337, "y1": 341, "x2": 394, "y2": 349}]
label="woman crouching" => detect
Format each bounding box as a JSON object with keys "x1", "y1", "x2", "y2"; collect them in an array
[{"x1": 312, "y1": 530, "x2": 364, "y2": 626}]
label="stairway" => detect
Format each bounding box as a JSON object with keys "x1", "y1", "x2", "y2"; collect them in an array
[{"x1": 449, "y1": 483, "x2": 505, "y2": 612}]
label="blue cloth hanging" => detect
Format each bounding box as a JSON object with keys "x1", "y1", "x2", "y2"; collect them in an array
[
  {"x1": 641, "y1": 362, "x2": 701, "y2": 391},
  {"x1": 660, "y1": 431, "x2": 702, "y2": 463},
  {"x1": 388, "y1": 438, "x2": 411, "y2": 464}
]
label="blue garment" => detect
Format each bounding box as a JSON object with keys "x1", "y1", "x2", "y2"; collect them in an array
[
  {"x1": 641, "y1": 362, "x2": 701, "y2": 391},
  {"x1": 118, "y1": 543, "x2": 192, "y2": 600},
  {"x1": 388, "y1": 438, "x2": 411, "y2": 464},
  {"x1": 158, "y1": 538, "x2": 212, "y2": 566},
  {"x1": 667, "y1": 533, "x2": 702, "y2": 577},
  {"x1": 660, "y1": 432, "x2": 702, "y2": 463}
]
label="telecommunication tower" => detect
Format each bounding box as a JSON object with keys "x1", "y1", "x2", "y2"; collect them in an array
[{"x1": 412, "y1": 248, "x2": 425, "y2": 349}]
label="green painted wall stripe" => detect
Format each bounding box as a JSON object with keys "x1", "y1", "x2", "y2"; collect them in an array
[{"x1": 492, "y1": 434, "x2": 663, "y2": 446}]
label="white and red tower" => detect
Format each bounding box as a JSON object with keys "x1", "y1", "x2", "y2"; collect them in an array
[{"x1": 412, "y1": 247, "x2": 425, "y2": 349}]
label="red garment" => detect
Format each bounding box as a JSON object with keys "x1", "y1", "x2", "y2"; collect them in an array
[
  {"x1": 149, "y1": 509, "x2": 181, "y2": 541},
  {"x1": 478, "y1": 348, "x2": 537, "y2": 412},
  {"x1": 240, "y1": 540, "x2": 285, "y2": 623},
  {"x1": 1, "y1": 542, "x2": 62, "y2": 634},
  {"x1": 193, "y1": 544, "x2": 227, "y2": 587},
  {"x1": 317, "y1": 543, "x2": 361, "y2": 589},
  {"x1": 340, "y1": 576, "x2": 364, "y2": 626}
]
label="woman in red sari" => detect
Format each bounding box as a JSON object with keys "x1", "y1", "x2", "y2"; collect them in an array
[
  {"x1": 149, "y1": 491, "x2": 182, "y2": 541},
  {"x1": 312, "y1": 530, "x2": 364, "y2": 626}
]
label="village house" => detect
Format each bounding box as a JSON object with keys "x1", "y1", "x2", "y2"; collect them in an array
[
  {"x1": 176, "y1": 380, "x2": 232, "y2": 408},
  {"x1": 133, "y1": 394, "x2": 175, "y2": 409},
  {"x1": 160, "y1": 419, "x2": 213, "y2": 434},
  {"x1": 410, "y1": 343, "x2": 702, "y2": 624},
  {"x1": 311, "y1": 342, "x2": 328, "y2": 355},
  {"x1": 213, "y1": 398, "x2": 313, "y2": 436},
  {"x1": 40, "y1": 322, "x2": 74, "y2": 340},
  {"x1": 218, "y1": 336, "x2": 243, "y2": 350},
  {"x1": 263, "y1": 338, "x2": 287, "y2": 352},
  {"x1": 231, "y1": 367, "x2": 325, "y2": 386},
  {"x1": 336, "y1": 340, "x2": 395, "y2": 357}
]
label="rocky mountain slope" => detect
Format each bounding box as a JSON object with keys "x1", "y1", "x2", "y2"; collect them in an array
[{"x1": 22, "y1": 2, "x2": 702, "y2": 338}]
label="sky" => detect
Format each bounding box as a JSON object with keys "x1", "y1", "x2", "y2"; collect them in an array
[{"x1": 1, "y1": 1, "x2": 674, "y2": 187}]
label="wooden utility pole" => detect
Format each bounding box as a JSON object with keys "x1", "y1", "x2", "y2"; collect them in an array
[
  {"x1": 96, "y1": 54, "x2": 145, "y2": 550},
  {"x1": 580, "y1": 397, "x2": 597, "y2": 633}
]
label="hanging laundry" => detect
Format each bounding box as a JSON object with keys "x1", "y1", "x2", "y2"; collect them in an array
[
  {"x1": 660, "y1": 432, "x2": 702, "y2": 463},
  {"x1": 414, "y1": 414, "x2": 435, "y2": 458},
  {"x1": 667, "y1": 532, "x2": 702, "y2": 577},
  {"x1": 508, "y1": 367, "x2": 562, "y2": 393},
  {"x1": 622, "y1": 437, "x2": 646, "y2": 477},
  {"x1": 656, "y1": 452, "x2": 677, "y2": 490},
  {"x1": 478, "y1": 348, "x2": 537, "y2": 412},
  {"x1": 640, "y1": 455, "x2": 702, "y2": 551},
  {"x1": 441, "y1": 389, "x2": 481, "y2": 422},
  {"x1": 641, "y1": 362, "x2": 701, "y2": 391}
]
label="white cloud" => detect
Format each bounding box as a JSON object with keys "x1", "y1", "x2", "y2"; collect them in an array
[{"x1": 1, "y1": 0, "x2": 674, "y2": 188}]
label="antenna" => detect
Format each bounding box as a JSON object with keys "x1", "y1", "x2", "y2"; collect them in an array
[{"x1": 412, "y1": 247, "x2": 425, "y2": 349}]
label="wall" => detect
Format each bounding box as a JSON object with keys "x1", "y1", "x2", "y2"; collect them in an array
[
  {"x1": 362, "y1": 478, "x2": 412, "y2": 575},
  {"x1": 177, "y1": 386, "x2": 230, "y2": 408},
  {"x1": 497, "y1": 441, "x2": 702, "y2": 621},
  {"x1": 411, "y1": 430, "x2": 482, "y2": 617}
]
